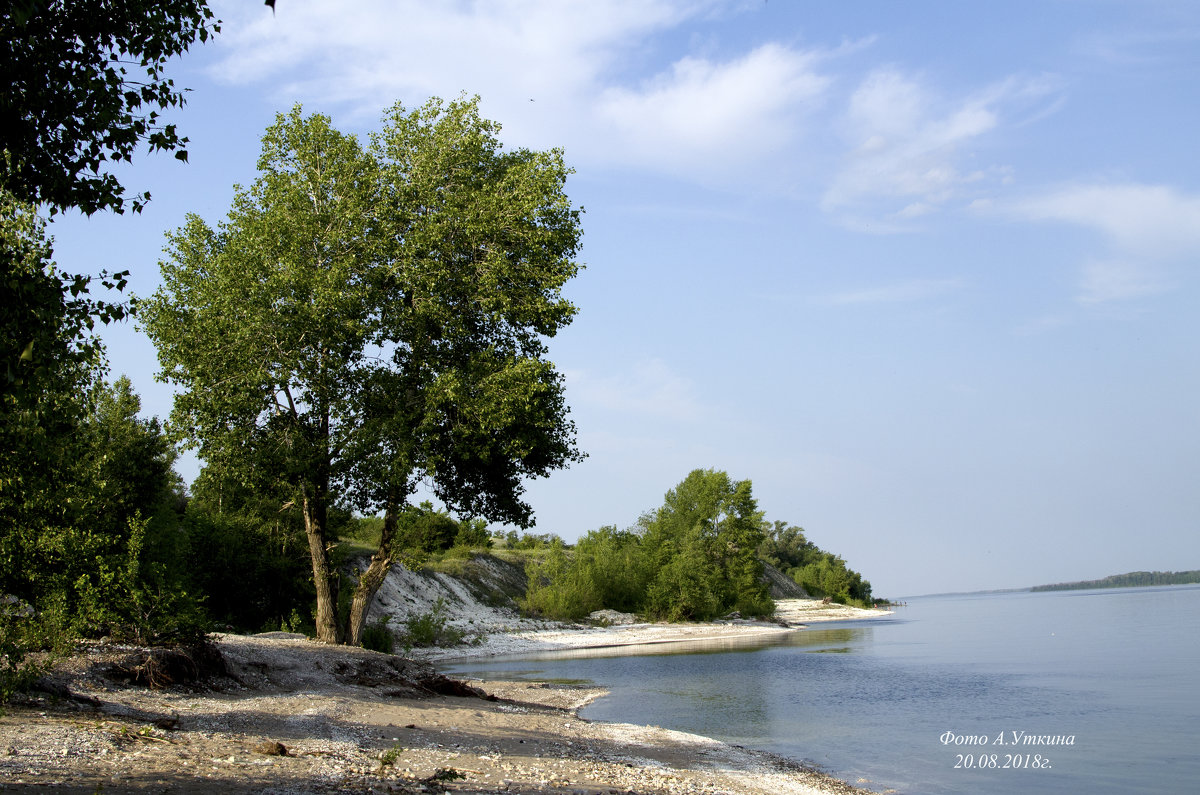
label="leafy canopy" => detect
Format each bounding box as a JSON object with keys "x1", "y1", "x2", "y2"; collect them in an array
[
  {"x1": 141, "y1": 96, "x2": 584, "y2": 642},
  {"x1": 0, "y1": 0, "x2": 220, "y2": 214},
  {"x1": 525, "y1": 469, "x2": 774, "y2": 622}
]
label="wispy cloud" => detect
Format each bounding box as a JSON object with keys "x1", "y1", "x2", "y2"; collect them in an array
[
  {"x1": 1076, "y1": 260, "x2": 1168, "y2": 304},
  {"x1": 207, "y1": 1, "x2": 838, "y2": 188},
  {"x1": 1002, "y1": 182, "x2": 1200, "y2": 302},
  {"x1": 822, "y1": 69, "x2": 1060, "y2": 227},
  {"x1": 1073, "y1": 26, "x2": 1200, "y2": 67},
  {"x1": 1008, "y1": 183, "x2": 1200, "y2": 259},
  {"x1": 566, "y1": 359, "x2": 706, "y2": 422},
  {"x1": 208, "y1": 1, "x2": 704, "y2": 125}
]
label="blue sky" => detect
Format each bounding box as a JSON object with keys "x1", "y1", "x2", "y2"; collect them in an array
[{"x1": 47, "y1": 1, "x2": 1200, "y2": 597}]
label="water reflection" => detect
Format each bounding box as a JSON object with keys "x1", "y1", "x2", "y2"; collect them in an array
[{"x1": 439, "y1": 590, "x2": 1200, "y2": 795}]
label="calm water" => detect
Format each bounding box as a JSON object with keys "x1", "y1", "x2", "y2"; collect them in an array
[{"x1": 441, "y1": 585, "x2": 1200, "y2": 794}]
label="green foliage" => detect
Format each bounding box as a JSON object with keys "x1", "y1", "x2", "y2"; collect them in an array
[
  {"x1": 141, "y1": 96, "x2": 584, "y2": 643},
  {"x1": 1031, "y1": 570, "x2": 1200, "y2": 592},
  {"x1": 0, "y1": 594, "x2": 72, "y2": 704},
  {"x1": 360, "y1": 618, "x2": 394, "y2": 654},
  {"x1": 1, "y1": 194, "x2": 132, "y2": 593},
  {"x1": 179, "y1": 491, "x2": 315, "y2": 634},
  {"x1": 0, "y1": 622, "x2": 47, "y2": 703},
  {"x1": 502, "y1": 530, "x2": 560, "y2": 550},
  {"x1": 378, "y1": 742, "x2": 405, "y2": 768},
  {"x1": 639, "y1": 470, "x2": 772, "y2": 620},
  {"x1": 1, "y1": 0, "x2": 219, "y2": 675},
  {"x1": 523, "y1": 473, "x2": 879, "y2": 621},
  {"x1": 340, "y1": 515, "x2": 385, "y2": 547},
  {"x1": 570, "y1": 527, "x2": 649, "y2": 614},
  {"x1": 1, "y1": 308, "x2": 204, "y2": 646},
  {"x1": 397, "y1": 598, "x2": 467, "y2": 649},
  {"x1": 62, "y1": 380, "x2": 206, "y2": 643},
  {"x1": 392, "y1": 502, "x2": 460, "y2": 554},
  {"x1": 455, "y1": 518, "x2": 491, "y2": 549},
  {"x1": 523, "y1": 539, "x2": 600, "y2": 620},
  {"x1": 1, "y1": 0, "x2": 220, "y2": 215},
  {"x1": 1, "y1": 192, "x2": 131, "y2": 402},
  {"x1": 386, "y1": 503, "x2": 492, "y2": 558},
  {"x1": 524, "y1": 470, "x2": 773, "y2": 622},
  {"x1": 759, "y1": 521, "x2": 873, "y2": 605}
]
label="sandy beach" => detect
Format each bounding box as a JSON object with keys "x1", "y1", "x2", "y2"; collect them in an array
[
  {"x1": 0, "y1": 600, "x2": 890, "y2": 794},
  {"x1": 415, "y1": 598, "x2": 888, "y2": 663}
]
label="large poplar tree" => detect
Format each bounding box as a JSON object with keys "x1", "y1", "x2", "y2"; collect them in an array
[{"x1": 141, "y1": 97, "x2": 584, "y2": 644}]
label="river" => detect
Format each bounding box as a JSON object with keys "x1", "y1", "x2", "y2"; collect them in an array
[{"x1": 441, "y1": 584, "x2": 1200, "y2": 793}]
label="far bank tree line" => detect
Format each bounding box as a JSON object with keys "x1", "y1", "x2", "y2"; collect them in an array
[
  {"x1": 523, "y1": 468, "x2": 874, "y2": 622},
  {"x1": 1030, "y1": 570, "x2": 1200, "y2": 592}
]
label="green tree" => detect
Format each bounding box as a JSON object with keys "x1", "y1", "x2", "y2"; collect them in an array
[
  {"x1": 142, "y1": 97, "x2": 584, "y2": 645},
  {"x1": 640, "y1": 469, "x2": 772, "y2": 620},
  {"x1": 1, "y1": 190, "x2": 130, "y2": 405},
  {"x1": 521, "y1": 526, "x2": 648, "y2": 620},
  {"x1": 520, "y1": 471, "x2": 773, "y2": 622},
  {"x1": 1, "y1": 192, "x2": 118, "y2": 612},
  {"x1": 390, "y1": 501, "x2": 470, "y2": 555},
  {"x1": 1, "y1": 0, "x2": 220, "y2": 215},
  {"x1": 523, "y1": 538, "x2": 600, "y2": 621},
  {"x1": 181, "y1": 467, "x2": 316, "y2": 633},
  {"x1": 83, "y1": 376, "x2": 182, "y2": 530},
  {"x1": 1, "y1": 1, "x2": 220, "y2": 694},
  {"x1": 759, "y1": 520, "x2": 872, "y2": 604},
  {"x1": 572, "y1": 526, "x2": 649, "y2": 614}
]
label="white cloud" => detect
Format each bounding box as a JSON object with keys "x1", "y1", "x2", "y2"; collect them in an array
[
  {"x1": 1073, "y1": 27, "x2": 1200, "y2": 67},
  {"x1": 1009, "y1": 183, "x2": 1200, "y2": 260},
  {"x1": 594, "y1": 43, "x2": 830, "y2": 177},
  {"x1": 208, "y1": 0, "x2": 705, "y2": 135},
  {"x1": 822, "y1": 69, "x2": 1058, "y2": 224},
  {"x1": 205, "y1": 0, "x2": 828, "y2": 186},
  {"x1": 1003, "y1": 183, "x2": 1200, "y2": 303}
]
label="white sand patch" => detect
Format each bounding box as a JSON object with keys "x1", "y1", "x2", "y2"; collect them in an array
[{"x1": 773, "y1": 598, "x2": 893, "y2": 625}]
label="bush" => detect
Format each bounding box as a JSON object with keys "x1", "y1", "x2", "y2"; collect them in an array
[
  {"x1": 504, "y1": 530, "x2": 559, "y2": 550},
  {"x1": 519, "y1": 471, "x2": 782, "y2": 623},
  {"x1": 393, "y1": 503, "x2": 460, "y2": 554},
  {"x1": 761, "y1": 521, "x2": 872, "y2": 605},
  {"x1": 180, "y1": 498, "x2": 315, "y2": 635},
  {"x1": 522, "y1": 541, "x2": 599, "y2": 621},
  {"x1": 396, "y1": 599, "x2": 468, "y2": 649},
  {"x1": 361, "y1": 618, "x2": 394, "y2": 654},
  {"x1": 443, "y1": 543, "x2": 474, "y2": 561},
  {"x1": 454, "y1": 518, "x2": 491, "y2": 549},
  {"x1": 341, "y1": 515, "x2": 385, "y2": 547},
  {"x1": 72, "y1": 514, "x2": 208, "y2": 646}
]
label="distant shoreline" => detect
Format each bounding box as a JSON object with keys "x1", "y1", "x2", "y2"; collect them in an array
[{"x1": 1030, "y1": 569, "x2": 1200, "y2": 592}]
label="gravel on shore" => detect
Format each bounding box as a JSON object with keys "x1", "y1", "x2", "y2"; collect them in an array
[{"x1": 0, "y1": 602, "x2": 892, "y2": 794}]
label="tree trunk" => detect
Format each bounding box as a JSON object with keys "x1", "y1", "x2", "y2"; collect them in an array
[
  {"x1": 303, "y1": 493, "x2": 341, "y2": 644},
  {"x1": 346, "y1": 504, "x2": 399, "y2": 647}
]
